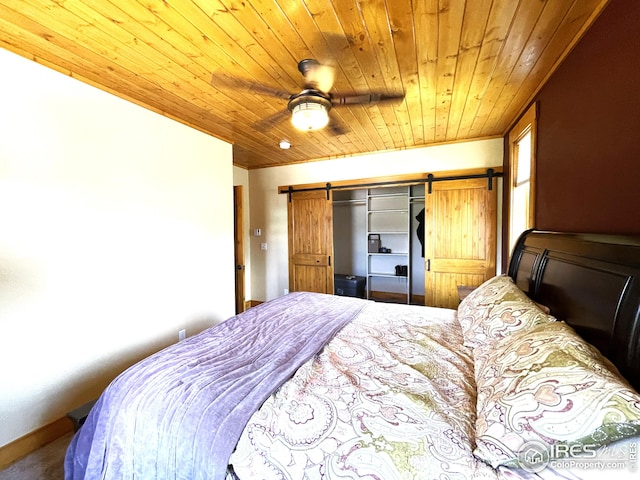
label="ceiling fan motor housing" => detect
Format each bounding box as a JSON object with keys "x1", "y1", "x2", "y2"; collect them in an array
[{"x1": 297, "y1": 58, "x2": 321, "y2": 77}]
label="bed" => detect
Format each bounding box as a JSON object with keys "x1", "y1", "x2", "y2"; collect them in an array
[{"x1": 65, "y1": 230, "x2": 640, "y2": 479}]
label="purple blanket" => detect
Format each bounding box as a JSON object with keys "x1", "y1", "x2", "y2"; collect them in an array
[{"x1": 64, "y1": 292, "x2": 368, "y2": 480}]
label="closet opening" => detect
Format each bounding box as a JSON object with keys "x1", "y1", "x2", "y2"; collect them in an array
[{"x1": 333, "y1": 184, "x2": 426, "y2": 305}]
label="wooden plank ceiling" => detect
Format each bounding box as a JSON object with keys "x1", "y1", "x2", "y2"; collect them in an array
[{"x1": 0, "y1": 0, "x2": 609, "y2": 169}]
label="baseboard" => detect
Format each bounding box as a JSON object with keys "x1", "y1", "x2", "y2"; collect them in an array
[
  {"x1": 0, "y1": 416, "x2": 73, "y2": 470},
  {"x1": 412, "y1": 294, "x2": 426, "y2": 305}
]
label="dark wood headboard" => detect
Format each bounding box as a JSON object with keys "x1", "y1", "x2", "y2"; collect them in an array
[{"x1": 508, "y1": 230, "x2": 640, "y2": 391}]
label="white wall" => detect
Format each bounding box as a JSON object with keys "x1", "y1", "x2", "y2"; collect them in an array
[
  {"x1": 248, "y1": 139, "x2": 503, "y2": 301},
  {"x1": 0, "y1": 48, "x2": 235, "y2": 447}
]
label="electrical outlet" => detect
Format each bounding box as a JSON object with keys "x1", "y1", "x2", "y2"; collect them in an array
[
  {"x1": 261, "y1": 242, "x2": 268, "y2": 251},
  {"x1": 178, "y1": 329, "x2": 186, "y2": 341},
  {"x1": 284, "y1": 288, "x2": 289, "y2": 295}
]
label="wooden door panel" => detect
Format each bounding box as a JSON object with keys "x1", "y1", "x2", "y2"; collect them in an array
[
  {"x1": 288, "y1": 190, "x2": 334, "y2": 294},
  {"x1": 292, "y1": 253, "x2": 330, "y2": 266},
  {"x1": 426, "y1": 272, "x2": 486, "y2": 308},
  {"x1": 430, "y1": 259, "x2": 493, "y2": 273},
  {"x1": 425, "y1": 178, "x2": 497, "y2": 308},
  {"x1": 292, "y1": 265, "x2": 330, "y2": 293},
  {"x1": 291, "y1": 198, "x2": 331, "y2": 252}
]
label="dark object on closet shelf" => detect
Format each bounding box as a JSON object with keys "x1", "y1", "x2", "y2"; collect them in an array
[
  {"x1": 368, "y1": 234, "x2": 381, "y2": 253},
  {"x1": 395, "y1": 265, "x2": 407, "y2": 276}
]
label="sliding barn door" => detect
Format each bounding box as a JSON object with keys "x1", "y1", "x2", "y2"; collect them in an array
[
  {"x1": 288, "y1": 190, "x2": 334, "y2": 294},
  {"x1": 424, "y1": 178, "x2": 497, "y2": 308}
]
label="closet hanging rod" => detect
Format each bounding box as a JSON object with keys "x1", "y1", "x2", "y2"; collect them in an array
[{"x1": 282, "y1": 168, "x2": 502, "y2": 201}]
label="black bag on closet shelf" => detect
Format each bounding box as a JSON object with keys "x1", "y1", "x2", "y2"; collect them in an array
[{"x1": 395, "y1": 265, "x2": 408, "y2": 277}]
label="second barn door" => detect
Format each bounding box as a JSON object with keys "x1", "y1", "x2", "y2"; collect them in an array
[{"x1": 424, "y1": 177, "x2": 497, "y2": 308}]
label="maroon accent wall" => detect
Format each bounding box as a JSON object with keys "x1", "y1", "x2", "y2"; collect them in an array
[{"x1": 521, "y1": 0, "x2": 640, "y2": 234}]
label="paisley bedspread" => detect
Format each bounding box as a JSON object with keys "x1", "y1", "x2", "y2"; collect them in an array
[{"x1": 229, "y1": 301, "x2": 500, "y2": 480}]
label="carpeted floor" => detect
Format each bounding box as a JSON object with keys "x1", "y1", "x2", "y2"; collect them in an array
[{"x1": 0, "y1": 432, "x2": 72, "y2": 480}]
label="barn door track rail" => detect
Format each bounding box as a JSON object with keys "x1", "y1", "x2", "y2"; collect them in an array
[{"x1": 282, "y1": 168, "x2": 502, "y2": 202}]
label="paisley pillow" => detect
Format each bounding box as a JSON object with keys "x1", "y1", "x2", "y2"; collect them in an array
[
  {"x1": 457, "y1": 275, "x2": 555, "y2": 352},
  {"x1": 473, "y1": 321, "x2": 640, "y2": 469}
]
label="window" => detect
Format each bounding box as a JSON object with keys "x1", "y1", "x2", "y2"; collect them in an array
[{"x1": 508, "y1": 104, "x2": 536, "y2": 255}]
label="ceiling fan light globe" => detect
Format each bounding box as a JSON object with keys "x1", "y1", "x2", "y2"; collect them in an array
[{"x1": 291, "y1": 102, "x2": 329, "y2": 131}]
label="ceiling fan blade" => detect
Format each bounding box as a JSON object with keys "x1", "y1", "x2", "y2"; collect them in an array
[
  {"x1": 331, "y1": 92, "x2": 405, "y2": 106},
  {"x1": 211, "y1": 73, "x2": 293, "y2": 100},
  {"x1": 328, "y1": 120, "x2": 348, "y2": 136},
  {"x1": 251, "y1": 109, "x2": 290, "y2": 131},
  {"x1": 307, "y1": 63, "x2": 335, "y2": 93}
]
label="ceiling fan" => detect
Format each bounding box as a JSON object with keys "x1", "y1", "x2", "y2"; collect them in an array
[{"x1": 211, "y1": 59, "x2": 404, "y2": 134}]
